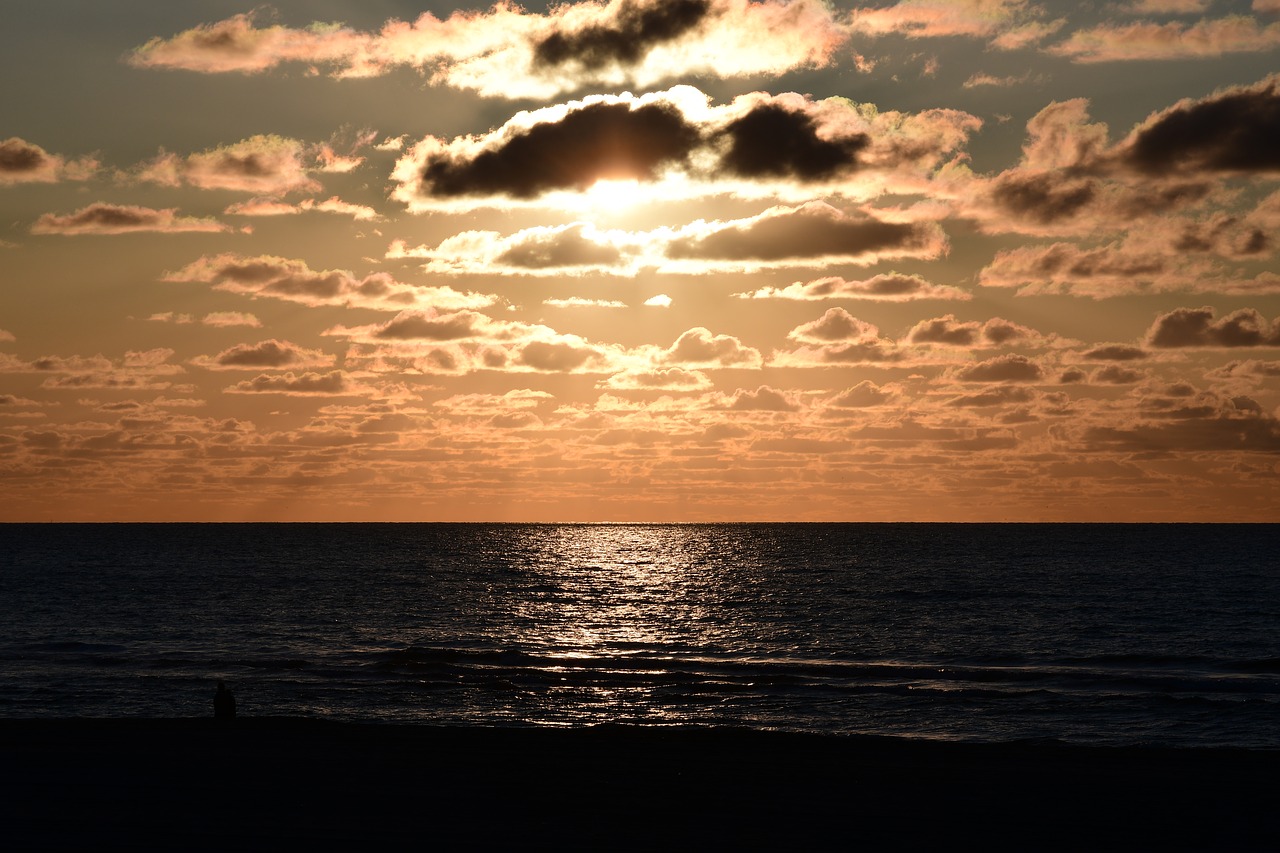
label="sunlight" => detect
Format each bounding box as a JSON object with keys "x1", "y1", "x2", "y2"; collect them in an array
[{"x1": 585, "y1": 178, "x2": 643, "y2": 209}]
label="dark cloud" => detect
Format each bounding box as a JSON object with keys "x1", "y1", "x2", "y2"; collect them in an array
[
  {"x1": 1084, "y1": 413, "x2": 1280, "y2": 453},
  {"x1": 909, "y1": 316, "x2": 979, "y2": 346},
  {"x1": 373, "y1": 311, "x2": 487, "y2": 342},
  {"x1": 31, "y1": 203, "x2": 226, "y2": 235},
  {"x1": 1207, "y1": 359, "x2": 1280, "y2": 379},
  {"x1": 1121, "y1": 76, "x2": 1280, "y2": 175},
  {"x1": 1091, "y1": 365, "x2": 1144, "y2": 384},
  {"x1": 0, "y1": 137, "x2": 52, "y2": 176},
  {"x1": 1083, "y1": 344, "x2": 1148, "y2": 361},
  {"x1": 667, "y1": 203, "x2": 940, "y2": 263},
  {"x1": 533, "y1": 0, "x2": 712, "y2": 70},
  {"x1": 716, "y1": 103, "x2": 868, "y2": 180},
  {"x1": 1172, "y1": 215, "x2": 1271, "y2": 257},
  {"x1": 420, "y1": 101, "x2": 700, "y2": 198},
  {"x1": 1145, "y1": 307, "x2": 1280, "y2": 348},
  {"x1": 517, "y1": 340, "x2": 605, "y2": 372},
  {"x1": 497, "y1": 227, "x2": 625, "y2": 268},
  {"x1": 211, "y1": 340, "x2": 325, "y2": 369},
  {"x1": 953, "y1": 354, "x2": 1043, "y2": 383},
  {"x1": 991, "y1": 172, "x2": 1097, "y2": 224}
]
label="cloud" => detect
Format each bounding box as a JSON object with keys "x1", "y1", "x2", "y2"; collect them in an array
[
  {"x1": 192, "y1": 339, "x2": 334, "y2": 370},
  {"x1": 401, "y1": 203, "x2": 946, "y2": 276},
  {"x1": 959, "y1": 84, "x2": 1280, "y2": 239},
  {"x1": 728, "y1": 385, "x2": 798, "y2": 411},
  {"x1": 1082, "y1": 344, "x2": 1148, "y2": 361},
  {"x1": 829, "y1": 380, "x2": 897, "y2": 408},
  {"x1": 135, "y1": 135, "x2": 320, "y2": 195},
  {"x1": 952, "y1": 353, "x2": 1044, "y2": 382},
  {"x1": 516, "y1": 338, "x2": 614, "y2": 373},
  {"x1": 148, "y1": 312, "x2": 194, "y2": 324},
  {"x1": 906, "y1": 315, "x2": 1044, "y2": 348},
  {"x1": 849, "y1": 0, "x2": 1060, "y2": 48},
  {"x1": 962, "y1": 71, "x2": 1034, "y2": 88},
  {"x1": 714, "y1": 100, "x2": 868, "y2": 181},
  {"x1": 533, "y1": 0, "x2": 713, "y2": 70},
  {"x1": 660, "y1": 327, "x2": 762, "y2": 367},
  {"x1": 736, "y1": 272, "x2": 970, "y2": 301},
  {"x1": 0, "y1": 137, "x2": 97, "y2": 185},
  {"x1": 1145, "y1": 307, "x2": 1280, "y2": 347},
  {"x1": 411, "y1": 97, "x2": 700, "y2": 200},
  {"x1": 31, "y1": 204, "x2": 230, "y2": 236},
  {"x1": 201, "y1": 312, "x2": 261, "y2": 328},
  {"x1": 224, "y1": 370, "x2": 356, "y2": 395},
  {"x1": 1048, "y1": 16, "x2": 1280, "y2": 63},
  {"x1": 361, "y1": 309, "x2": 519, "y2": 343},
  {"x1": 1, "y1": 348, "x2": 186, "y2": 391},
  {"x1": 391, "y1": 87, "x2": 980, "y2": 210},
  {"x1": 129, "y1": 2, "x2": 846, "y2": 99},
  {"x1": 978, "y1": 240, "x2": 1222, "y2": 297},
  {"x1": 601, "y1": 366, "x2": 712, "y2": 391},
  {"x1": 543, "y1": 297, "x2": 628, "y2": 308},
  {"x1": 1080, "y1": 406, "x2": 1280, "y2": 453},
  {"x1": 788, "y1": 308, "x2": 882, "y2": 345},
  {"x1": 1207, "y1": 359, "x2": 1280, "y2": 379},
  {"x1": 0, "y1": 329, "x2": 15, "y2": 342},
  {"x1": 663, "y1": 202, "x2": 948, "y2": 269},
  {"x1": 405, "y1": 222, "x2": 630, "y2": 275},
  {"x1": 166, "y1": 254, "x2": 496, "y2": 312},
  {"x1": 224, "y1": 196, "x2": 379, "y2": 221},
  {"x1": 1090, "y1": 365, "x2": 1146, "y2": 384},
  {"x1": 1114, "y1": 75, "x2": 1280, "y2": 176},
  {"x1": 644, "y1": 294, "x2": 672, "y2": 307},
  {"x1": 1120, "y1": 0, "x2": 1211, "y2": 13}
]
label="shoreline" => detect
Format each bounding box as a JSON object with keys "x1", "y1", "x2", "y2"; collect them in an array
[{"x1": 4, "y1": 718, "x2": 1276, "y2": 850}]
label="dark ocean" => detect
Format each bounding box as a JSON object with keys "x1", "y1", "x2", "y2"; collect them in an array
[{"x1": 2, "y1": 523, "x2": 1276, "y2": 749}]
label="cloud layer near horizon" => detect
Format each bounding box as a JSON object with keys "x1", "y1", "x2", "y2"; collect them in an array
[{"x1": 2, "y1": 1, "x2": 1279, "y2": 521}]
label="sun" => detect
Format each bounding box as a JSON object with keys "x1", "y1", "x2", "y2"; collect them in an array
[{"x1": 584, "y1": 178, "x2": 644, "y2": 209}]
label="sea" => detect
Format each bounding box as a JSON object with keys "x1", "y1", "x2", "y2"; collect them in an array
[{"x1": 1, "y1": 523, "x2": 1277, "y2": 749}]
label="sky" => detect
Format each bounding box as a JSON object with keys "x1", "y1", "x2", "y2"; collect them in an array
[{"x1": 2, "y1": 0, "x2": 1279, "y2": 522}]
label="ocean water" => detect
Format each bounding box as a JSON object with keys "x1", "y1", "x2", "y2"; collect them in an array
[{"x1": 1, "y1": 523, "x2": 1277, "y2": 749}]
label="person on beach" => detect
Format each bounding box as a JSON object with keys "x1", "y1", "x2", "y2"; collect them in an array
[{"x1": 214, "y1": 680, "x2": 236, "y2": 720}]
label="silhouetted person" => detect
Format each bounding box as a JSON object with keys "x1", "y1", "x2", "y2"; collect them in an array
[{"x1": 214, "y1": 680, "x2": 236, "y2": 720}]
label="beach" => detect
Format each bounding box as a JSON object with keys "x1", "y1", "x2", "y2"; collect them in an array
[{"x1": 4, "y1": 718, "x2": 1275, "y2": 850}]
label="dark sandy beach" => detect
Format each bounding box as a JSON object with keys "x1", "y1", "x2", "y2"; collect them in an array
[{"x1": 3, "y1": 719, "x2": 1275, "y2": 850}]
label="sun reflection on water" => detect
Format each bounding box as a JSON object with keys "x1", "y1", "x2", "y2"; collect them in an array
[{"x1": 512, "y1": 524, "x2": 712, "y2": 657}]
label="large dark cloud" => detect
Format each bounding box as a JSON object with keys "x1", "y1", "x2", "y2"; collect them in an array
[
  {"x1": 716, "y1": 103, "x2": 868, "y2": 180},
  {"x1": 1122, "y1": 76, "x2": 1280, "y2": 175},
  {"x1": 1145, "y1": 307, "x2": 1280, "y2": 348},
  {"x1": 420, "y1": 101, "x2": 700, "y2": 198},
  {"x1": 990, "y1": 172, "x2": 1096, "y2": 224},
  {"x1": 533, "y1": 0, "x2": 712, "y2": 70},
  {"x1": 666, "y1": 203, "x2": 939, "y2": 263}
]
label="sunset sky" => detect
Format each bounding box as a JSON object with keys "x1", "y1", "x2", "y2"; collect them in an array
[{"x1": 2, "y1": 0, "x2": 1279, "y2": 521}]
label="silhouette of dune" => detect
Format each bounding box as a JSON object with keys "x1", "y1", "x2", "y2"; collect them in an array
[{"x1": 2, "y1": 718, "x2": 1275, "y2": 850}]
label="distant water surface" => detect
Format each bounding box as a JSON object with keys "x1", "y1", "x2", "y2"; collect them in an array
[{"x1": 1, "y1": 523, "x2": 1276, "y2": 748}]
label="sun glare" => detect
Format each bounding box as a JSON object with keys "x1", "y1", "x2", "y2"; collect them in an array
[{"x1": 585, "y1": 178, "x2": 643, "y2": 209}]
